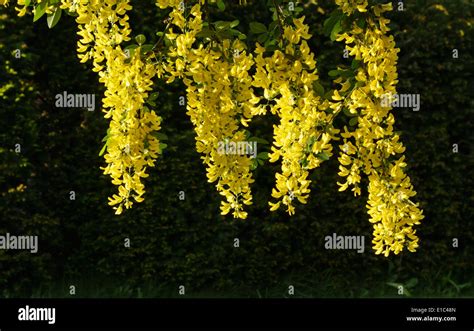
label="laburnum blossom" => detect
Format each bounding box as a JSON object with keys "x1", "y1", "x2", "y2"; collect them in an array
[
  {"x1": 100, "y1": 49, "x2": 161, "y2": 215},
  {"x1": 253, "y1": 16, "x2": 337, "y2": 216},
  {"x1": 64, "y1": 0, "x2": 162, "y2": 214},
  {"x1": 0, "y1": 0, "x2": 426, "y2": 256},
  {"x1": 333, "y1": 1, "x2": 424, "y2": 256},
  {"x1": 157, "y1": 0, "x2": 260, "y2": 219}
]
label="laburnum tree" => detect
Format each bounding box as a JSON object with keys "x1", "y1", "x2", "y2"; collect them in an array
[{"x1": 0, "y1": 0, "x2": 425, "y2": 257}]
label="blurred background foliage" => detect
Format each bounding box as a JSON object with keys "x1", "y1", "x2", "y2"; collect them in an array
[{"x1": 0, "y1": 0, "x2": 472, "y2": 298}]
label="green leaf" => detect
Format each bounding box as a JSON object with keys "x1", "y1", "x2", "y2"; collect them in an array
[
  {"x1": 300, "y1": 157, "x2": 309, "y2": 168},
  {"x1": 149, "y1": 92, "x2": 159, "y2": 101},
  {"x1": 316, "y1": 151, "x2": 330, "y2": 161},
  {"x1": 386, "y1": 282, "x2": 400, "y2": 288},
  {"x1": 249, "y1": 22, "x2": 267, "y2": 34},
  {"x1": 33, "y1": 2, "x2": 47, "y2": 22},
  {"x1": 324, "y1": 90, "x2": 335, "y2": 100},
  {"x1": 268, "y1": 21, "x2": 278, "y2": 33},
  {"x1": 257, "y1": 32, "x2": 268, "y2": 44},
  {"x1": 47, "y1": 7, "x2": 62, "y2": 28},
  {"x1": 230, "y1": 20, "x2": 239, "y2": 28},
  {"x1": 229, "y1": 29, "x2": 246, "y2": 40},
  {"x1": 343, "y1": 107, "x2": 357, "y2": 117},
  {"x1": 349, "y1": 117, "x2": 358, "y2": 126},
  {"x1": 340, "y1": 69, "x2": 354, "y2": 78},
  {"x1": 125, "y1": 45, "x2": 138, "y2": 50},
  {"x1": 264, "y1": 44, "x2": 278, "y2": 52},
  {"x1": 257, "y1": 152, "x2": 269, "y2": 160},
  {"x1": 250, "y1": 158, "x2": 258, "y2": 170},
  {"x1": 214, "y1": 21, "x2": 227, "y2": 30},
  {"x1": 159, "y1": 143, "x2": 168, "y2": 153},
  {"x1": 307, "y1": 135, "x2": 317, "y2": 146},
  {"x1": 312, "y1": 81, "x2": 325, "y2": 97},
  {"x1": 330, "y1": 20, "x2": 342, "y2": 41},
  {"x1": 216, "y1": 30, "x2": 232, "y2": 40},
  {"x1": 153, "y1": 132, "x2": 169, "y2": 141},
  {"x1": 328, "y1": 68, "x2": 353, "y2": 79},
  {"x1": 197, "y1": 27, "x2": 214, "y2": 38},
  {"x1": 124, "y1": 45, "x2": 138, "y2": 58},
  {"x1": 263, "y1": 39, "x2": 273, "y2": 49},
  {"x1": 323, "y1": 9, "x2": 342, "y2": 36},
  {"x1": 98, "y1": 143, "x2": 107, "y2": 157},
  {"x1": 135, "y1": 34, "x2": 146, "y2": 45},
  {"x1": 237, "y1": 32, "x2": 247, "y2": 40},
  {"x1": 351, "y1": 59, "x2": 361, "y2": 69},
  {"x1": 217, "y1": 0, "x2": 225, "y2": 11},
  {"x1": 140, "y1": 44, "x2": 154, "y2": 54},
  {"x1": 457, "y1": 282, "x2": 472, "y2": 290}
]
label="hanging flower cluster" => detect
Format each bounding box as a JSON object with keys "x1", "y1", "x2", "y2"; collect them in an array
[
  {"x1": 157, "y1": 0, "x2": 260, "y2": 219},
  {"x1": 61, "y1": 0, "x2": 163, "y2": 214},
  {"x1": 1, "y1": 0, "x2": 425, "y2": 255},
  {"x1": 253, "y1": 16, "x2": 337, "y2": 215},
  {"x1": 333, "y1": 1, "x2": 424, "y2": 256}
]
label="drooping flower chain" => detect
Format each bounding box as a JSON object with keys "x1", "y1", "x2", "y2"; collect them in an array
[
  {"x1": 333, "y1": 1, "x2": 424, "y2": 256},
  {"x1": 0, "y1": 0, "x2": 425, "y2": 255},
  {"x1": 156, "y1": 0, "x2": 259, "y2": 219},
  {"x1": 253, "y1": 15, "x2": 337, "y2": 216},
  {"x1": 63, "y1": 0, "x2": 162, "y2": 214}
]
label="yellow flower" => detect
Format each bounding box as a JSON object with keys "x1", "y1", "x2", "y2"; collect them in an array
[
  {"x1": 334, "y1": 0, "x2": 424, "y2": 256},
  {"x1": 253, "y1": 16, "x2": 335, "y2": 215},
  {"x1": 156, "y1": 1, "x2": 259, "y2": 219}
]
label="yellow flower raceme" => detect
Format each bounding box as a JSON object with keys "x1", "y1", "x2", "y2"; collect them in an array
[
  {"x1": 1, "y1": 0, "x2": 426, "y2": 254},
  {"x1": 334, "y1": 1, "x2": 424, "y2": 256},
  {"x1": 158, "y1": 1, "x2": 259, "y2": 219},
  {"x1": 254, "y1": 17, "x2": 337, "y2": 215},
  {"x1": 70, "y1": 0, "x2": 162, "y2": 214},
  {"x1": 100, "y1": 49, "x2": 160, "y2": 215}
]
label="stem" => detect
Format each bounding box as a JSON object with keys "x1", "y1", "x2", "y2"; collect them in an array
[
  {"x1": 272, "y1": 0, "x2": 284, "y2": 39},
  {"x1": 152, "y1": 21, "x2": 171, "y2": 51}
]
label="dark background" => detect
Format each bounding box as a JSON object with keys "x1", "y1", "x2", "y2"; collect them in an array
[{"x1": 0, "y1": 0, "x2": 472, "y2": 298}]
